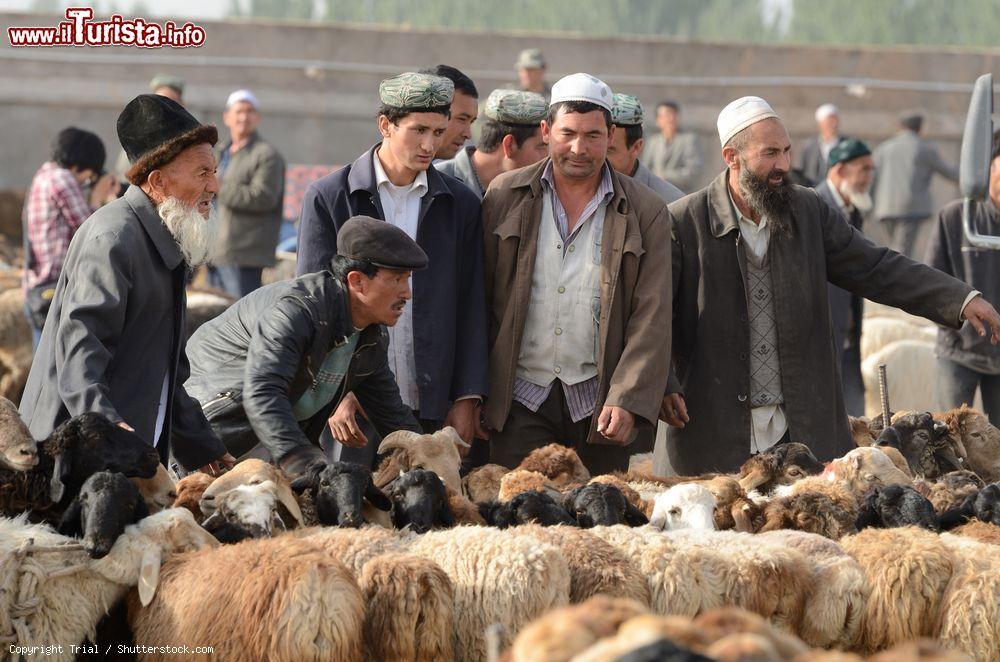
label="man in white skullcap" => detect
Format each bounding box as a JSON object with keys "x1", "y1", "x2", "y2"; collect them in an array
[
  {"x1": 209, "y1": 88, "x2": 286, "y2": 298},
  {"x1": 657, "y1": 95, "x2": 1000, "y2": 477},
  {"x1": 481, "y1": 73, "x2": 673, "y2": 474},
  {"x1": 794, "y1": 102, "x2": 842, "y2": 186}
]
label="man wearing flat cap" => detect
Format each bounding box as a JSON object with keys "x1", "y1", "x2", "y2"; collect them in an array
[
  {"x1": 437, "y1": 89, "x2": 549, "y2": 199},
  {"x1": 20, "y1": 94, "x2": 234, "y2": 477},
  {"x1": 297, "y1": 72, "x2": 488, "y2": 462},
  {"x1": 607, "y1": 93, "x2": 684, "y2": 204},
  {"x1": 794, "y1": 103, "x2": 843, "y2": 187},
  {"x1": 185, "y1": 216, "x2": 425, "y2": 474},
  {"x1": 815, "y1": 138, "x2": 876, "y2": 416},
  {"x1": 482, "y1": 73, "x2": 672, "y2": 475},
  {"x1": 657, "y1": 96, "x2": 1000, "y2": 476},
  {"x1": 514, "y1": 48, "x2": 551, "y2": 99}
]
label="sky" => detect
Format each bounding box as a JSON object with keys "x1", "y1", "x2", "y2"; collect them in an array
[{"x1": 0, "y1": 0, "x2": 231, "y2": 20}]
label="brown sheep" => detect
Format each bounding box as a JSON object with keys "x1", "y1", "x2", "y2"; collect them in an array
[
  {"x1": 849, "y1": 415, "x2": 876, "y2": 446},
  {"x1": 840, "y1": 527, "x2": 958, "y2": 653},
  {"x1": 699, "y1": 475, "x2": 764, "y2": 533},
  {"x1": 515, "y1": 443, "x2": 591, "y2": 487},
  {"x1": 937, "y1": 404, "x2": 1000, "y2": 482},
  {"x1": 693, "y1": 607, "x2": 810, "y2": 659},
  {"x1": 913, "y1": 470, "x2": 985, "y2": 513},
  {"x1": 373, "y1": 427, "x2": 466, "y2": 494},
  {"x1": 445, "y1": 485, "x2": 486, "y2": 524},
  {"x1": 359, "y1": 553, "x2": 455, "y2": 662},
  {"x1": 823, "y1": 446, "x2": 912, "y2": 495},
  {"x1": 497, "y1": 469, "x2": 562, "y2": 502},
  {"x1": 0, "y1": 394, "x2": 37, "y2": 471},
  {"x1": 461, "y1": 463, "x2": 509, "y2": 503},
  {"x1": 130, "y1": 464, "x2": 177, "y2": 514},
  {"x1": 171, "y1": 472, "x2": 215, "y2": 522},
  {"x1": 200, "y1": 458, "x2": 304, "y2": 526},
  {"x1": 758, "y1": 477, "x2": 859, "y2": 540},
  {"x1": 951, "y1": 519, "x2": 1000, "y2": 545},
  {"x1": 737, "y1": 442, "x2": 824, "y2": 494},
  {"x1": 866, "y1": 639, "x2": 974, "y2": 661},
  {"x1": 936, "y1": 534, "x2": 1000, "y2": 662}
]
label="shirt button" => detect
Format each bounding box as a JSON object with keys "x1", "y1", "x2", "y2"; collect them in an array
[
  {"x1": 556, "y1": 244, "x2": 562, "y2": 249},
  {"x1": 554, "y1": 328, "x2": 563, "y2": 335},
  {"x1": 738, "y1": 394, "x2": 747, "y2": 402},
  {"x1": 569, "y1": 245, "x2": 576, "y2": 253},
  {"x1": 557, "y1": 286, "x2": 566, "y2": 294},
  {"x1": 554, "y1": 366, "x2": 562, "y2": 374}
]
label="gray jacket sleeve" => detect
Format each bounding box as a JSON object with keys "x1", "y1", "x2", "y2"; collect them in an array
[
  {"x1": 54, "y1": 229, "x2": 130, "y2": 423},
  {"x1": 925, "y1": 145, "x2": 959, "y2": 183},
  {"x1": 216, "y1": 146, "x2": 286, "y2": 214}
]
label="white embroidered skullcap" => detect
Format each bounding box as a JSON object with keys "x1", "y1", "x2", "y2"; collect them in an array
[
  {"x1": 717, "y1": 96, "x2": 779, "y2": 148},
  {"x1": 225, "y1": 89, "x2": 259, "y2": 110},
  {"x1": 550, "y1": 73, "x2": 613, "y2": 112},
  {"x1": 815, "y1": 103, "x2": 839, "y2": 122}
]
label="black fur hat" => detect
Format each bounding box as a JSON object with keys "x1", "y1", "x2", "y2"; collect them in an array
[{"x1": 117, "y1": 94, "x2": 217, "y2": 185}]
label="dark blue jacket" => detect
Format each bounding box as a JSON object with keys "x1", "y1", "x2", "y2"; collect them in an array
[{"x1": 296, "y1": 144, "x2": 489, "y2": 420}]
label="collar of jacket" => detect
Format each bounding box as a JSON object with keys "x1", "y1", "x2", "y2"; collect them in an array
[
  {"x1": 295, "y1": 271, "x2": 382, "y2": 351},
  {"x1": 707, "y1": 169, "x2": 744, "y2": 239},
  {"x1": 124, "y1": 185, "x2": 185, "y2": 271},
  {"x1": 347, "y1": 143, "x2": 456, "y2": 203},
  {"x1": 503, "y1": 157, "x2": 632, "y2": 219},
  {"x1": 216, "y1": 131, "x2": 260, "y2": 155}
]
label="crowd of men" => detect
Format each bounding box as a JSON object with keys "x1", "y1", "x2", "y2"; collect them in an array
[{"x1": 18, "y1": 48, "x2": 1000, "y2": 481}]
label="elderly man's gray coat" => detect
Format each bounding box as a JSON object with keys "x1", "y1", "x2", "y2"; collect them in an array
[
  {"x1": 19, "y1": 186, "x2": 227, "y2": 471},
  {"x1": 664, "y1": 171, "x2": 973, "y2": 475}
]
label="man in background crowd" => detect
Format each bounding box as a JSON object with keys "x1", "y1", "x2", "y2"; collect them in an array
[
  {"x1": 873, "y1": 110, "x2": 958, "y2": 259},
  {"x1": 513, "y1": 48, "x2": 551, "y2": 98},
  {"x1": 437, "y1": 88, "x2": 549, "y2": 199},
  {"x1": 209, "y1": 89, "x2": 286, "y2": 298},
  {"x1": 422, "y1": 64, "x2": 479, "y2": 161},
  {"x1": 796, "y1": 103, "x2": 843, "y2": 186},
  {"x1": 814, "y1": 138, "x2": 876, "y2": 416},
  {"x1": 640, "y1": 100, "x2": 703, "y2": 193},
  {"x1": 22, "y1": 127, "x2": 117, "y2": 344},
  {"x1": 926, "y1": 130, "x2": 1000, "y2": 422},
  {"x1": 607, "y1": 93, "x2": 684, "y2": 203}
]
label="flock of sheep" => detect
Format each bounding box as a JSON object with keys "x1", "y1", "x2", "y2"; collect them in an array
[{"x1": 2, "y1": 383, "x2": 1000, "y2": 662}]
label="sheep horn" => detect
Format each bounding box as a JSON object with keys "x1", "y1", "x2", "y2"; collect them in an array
[{"x1": 377, "y1": 430, "x2": 423, "y2": 455}]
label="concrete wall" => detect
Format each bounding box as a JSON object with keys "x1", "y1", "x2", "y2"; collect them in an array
[{"x1": 3, "y1": 11, "x2": 998, "y2": 232}]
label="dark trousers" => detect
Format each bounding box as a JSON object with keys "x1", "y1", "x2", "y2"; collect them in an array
[
  {"x1": 209, "y1": 265, "x2": 263, "y2": 299},
  {"x1": 841, "y1": 345, "x2": 865, "y2": 417},
  {"x1": 936, "y1": 357, "x2": 1000, "y2": 423},
  {"x1": 489, "y1": 386, "x2": 654, "y2": 475}
]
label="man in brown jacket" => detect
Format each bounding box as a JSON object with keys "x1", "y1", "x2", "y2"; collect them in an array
[
  {"x1": 658, "y1": 96, "x2": 1000, "y2": 476},
  {"x1": 482, "y1": 73, "x2": 672, "y2": 474}
]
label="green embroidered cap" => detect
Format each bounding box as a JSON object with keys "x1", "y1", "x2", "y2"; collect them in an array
[
  {"x1": 484, "y1": 89, "x2": 547, "y2": 125},
  {"x1": 379, "y1": 72, "x2": 454, "y2": 109}
]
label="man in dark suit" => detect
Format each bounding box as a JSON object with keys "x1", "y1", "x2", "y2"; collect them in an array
[
  {"x1": 20, "y1": 95, "x2": 234, "y2": 476},
  {"x1": 814, "y1": 138, "x2": 876, "y2": 416}
]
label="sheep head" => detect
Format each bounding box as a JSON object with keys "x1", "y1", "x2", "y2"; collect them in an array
[
  {"x1": 171, "y1": 472, "x2": 216, "y2": 521},
  {"x1": 823, "y1": 447, "x2": 912, "y2": 494},
  {"x1": 289, "y1": 461, "x2": 389, "y2": 528},
  {"x1": 938, "y1": 404, "x2": 1000, "y2": 482},
  {"x1": 480, "y1": 490, "x2": 575, "y2": 528},
  {"x1": 516, "y1": 443, "x2": 591, "y2": 486},
  {"x1": 462, "y1": 463, "x2": 510, "y2": 503},
  {"x1": 202, "y1": 481, "x2": 289, "y2": 542},
  {"x1": 199, "y1": 458, "x2": 303, "y2": 527},
  {"x1": 737, "y1": 442, "x2": 824, "y2": 494},
  {"x1": 650, "y1": 483, "x2": 717, "y2": 531},
  {"x1": 58, "y1": 470, "x2": 149, "y2": 558},
  {"x1": 855, "y1": 484, "x2": 939, "y2": 532},
  {"x1": 384, "y1": 468, "x2": 455, "y2": 533},
  {"x1": 498, "y1": 469, "x2": 562, "y2": 502},
  {"x1": 0, "y1": 396, "x2": 38, "y2": 472},
  {"x1": 375, "y1": 427, "x2": 464, "y2": 494},
  {"x1": 130, "y1": 464, "x2": 177, "y2": 515},
  {"x1": 562, "y1": 482, "x2": 647, "y2": 528},
  {"x1": 875, "y1": 411, "x2": 964, "y2": 479}
]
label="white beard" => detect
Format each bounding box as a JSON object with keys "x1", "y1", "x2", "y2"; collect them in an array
[
  {"x1": 838, "y1": 182, "x2": 873, "y2": 213},
  {"x1": 157, "y1": 196, "x2": 218, "y2": 268}
]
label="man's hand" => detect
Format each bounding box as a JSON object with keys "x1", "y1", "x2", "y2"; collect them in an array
[
  {"x1": 962, "y1": 295, "x2": 1000, "y2": 345},
  {"x1": 328, "y1": 391, "x2": 369, "y2": 448},
  {"x1": 199, "y1": 453, "x2": 235, "y2": 477},
  {"x1": 443, "y1": 398, "x2": 489, "y2": 457},
  {"x1": 660, "y1": 393, "x2": 689, "y2": 427},
  {"x1": 597, "y1": 406, "x2": 635, "y2": 445},
  {"x1": 116, "y1": 421, "x2": 135, "y2": 432}
]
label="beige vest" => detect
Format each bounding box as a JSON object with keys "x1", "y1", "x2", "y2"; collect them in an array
[{"x1": 516, "y1": 193, "x2": 606, "y2": 386}]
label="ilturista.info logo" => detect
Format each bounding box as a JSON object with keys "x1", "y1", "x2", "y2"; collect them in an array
[{"x1": 8, "y1": 7, "x2": 206, "y2": 48}]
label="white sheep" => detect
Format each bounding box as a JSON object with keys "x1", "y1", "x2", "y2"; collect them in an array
[
  {"x1": 862, "y1": 339, "x2": 937, "y2": 417},
  {"x1": 0, "y1": 509, "x2": 217, "y2": 661},
  {"x1": 860, "y1": 315, "x2": 936, "y2": 365},
  {"x1": 649, "y1": 483, "x2": 717, "y2": 531}
]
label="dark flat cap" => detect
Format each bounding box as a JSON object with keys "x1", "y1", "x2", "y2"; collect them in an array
[
  {"x1": 337, "y1": 216, "x2": 428, "y2": 271},
  {"x1": 828, "y1": 137, "x2": 872, "y2": 168}
]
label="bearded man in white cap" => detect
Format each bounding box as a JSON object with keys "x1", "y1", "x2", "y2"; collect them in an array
[
  {"x1": 209, "y1": 89, "x2": 286, "y2": 298},
  {"x1": 482, "y1": 73, "x2": 672, "y2": 474},
  {"x1": 794, "y1": 103, "x2": 842, "y2": 186},
  {"x1": 657, "y1": 96, "x2": 1000, "y2": 476}
]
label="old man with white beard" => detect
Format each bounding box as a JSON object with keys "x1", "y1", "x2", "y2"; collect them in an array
[
  {"x1": 20, "y1": 94, "x2": 235, "y2": 478},
  {"x1": 815, "y1": 138, "x2": 875, "y2": 416},
  {"x1": 657, "y1": 96, "x2": 1000, "y2": 476}
]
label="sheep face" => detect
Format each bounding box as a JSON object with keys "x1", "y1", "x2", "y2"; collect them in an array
[
  {"x1": 562, "y1": 483, "x2": 648, "y2": 528},
  {"x1": 855, "y1": 485, "x2": 940, "y2": 532},
  {"x1": 386, "y1": 469, "x2": 455, "y2": 533},
  {"x1": 202, "y1": 481, "x2": 286, "y2": 543},
  {"x1": 940, "y1": 405, "x2": 1000, "y2": 481},
  {"x1": 738, "y1": 442, "x2": 824, "y2": 494},
  {"x1": 0, "y1": 396, "x2": 38, "y2": 471},
  {"x1": 875, "y1": 412, "x2": 962, "y2": 478},
  {"x1": 650, "y1": 483, "x2": 717, "y2": 531},
  {"x1": 131, "y1": 464, "x2": 177, "y2": 514},
  {"x1": 376, "y1": 427, "x2": 465, "y2": 494},
  {"x1": 290, "y1": 461, "x2": 390, "y2": 528},
  {"x1": 58, "y1": 470, "x2": 149, "y2": 558},
  {"x1": 480, "y1": 490, "x2": 576, "y2": 528},
  {"x1": 824, "y1": 446, "x2": 912, "y2": 493},
  {"x1": 199, "y1": 458, "x2": 304, "y2": 527},
  {"x1": 46, "y1": 412, "x2": 161, "y2": 503}
]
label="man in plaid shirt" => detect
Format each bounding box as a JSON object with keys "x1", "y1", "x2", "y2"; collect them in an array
[{"x1": 22, "y1": 127, "x2": 116, "y2": 342}]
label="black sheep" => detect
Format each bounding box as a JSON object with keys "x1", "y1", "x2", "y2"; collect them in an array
[
  {"x1": 562, "y1": 482, "x2": 648, "y2": 528},
  {"x1": 855, "y1": 484, "x2": 940, "y2": 532},
  {"x1": 290, "y1": 461, "x2": 391, "y2": 527},
  {"x1": 875, "y1": 412, "x2": 962, "y2": 479},
  {"x1": 58, "y1": 470, "x2": 149, "y2": 558},
  {"x1": 479, "y1": 490, "x2": 576, "y2": 528},
  {"x1": 940, "y1": 483, "x2": 1000, "y2": 529},
  {"x1": 384, "y1": 468, "x2": 455, "y2": 533}
]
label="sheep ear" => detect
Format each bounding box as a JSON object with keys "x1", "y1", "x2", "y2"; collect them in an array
[
  {"x1": 57, "y1": 498, "x2": 83, "y2": 537},
  {"x1": 289, "y1": 474, "x2": 314, "y2": 494},
  {"x1": 364, "y1": 482, "x2": 392, "y2": 511},
  {"x1": 49, "y1": 451, "x2": 72, "y2": 504},
  {"x1": 276, "y1": 486, "x2": 304, "y2": 527},
  {"x1": 138, "y1": 547, "x2": 162, "y2": 607},
  {"x1": 624, "y1": 500, "x2": 649, "y2": 526},
  {"x1": 438, "y1": 426, "x2": 471, "y2": 450}
]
